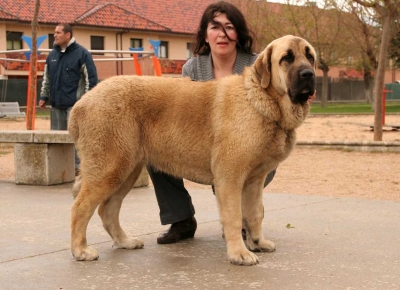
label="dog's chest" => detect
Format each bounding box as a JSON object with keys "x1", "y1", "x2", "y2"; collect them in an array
[{"x1": 264, "y1": 126, "x2": 296, "y2": 161}]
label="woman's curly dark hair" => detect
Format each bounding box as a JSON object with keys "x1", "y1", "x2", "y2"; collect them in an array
[{"x1": 191, "y1": 1, "x2": 254, "y2": 55}]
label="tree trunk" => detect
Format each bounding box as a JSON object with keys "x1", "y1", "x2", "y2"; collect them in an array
[
  {"x1": 363, "y1": 69, "x2": 374, "y2": 105},
  {"x1": 318, "y1": 57, "x2": 330, "y2": 108},
  {"x1": 26, "y1": 0, "x2": 40, "y2": 130},
  {"x1": 321, "y1": 68, "x2": 329, "y2": 108},
  {"x1": 373, "y1": 15, "x2": 391, "y2": 141}
]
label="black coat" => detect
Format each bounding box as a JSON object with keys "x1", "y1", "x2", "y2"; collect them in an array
[{"x1": 40, "y1": 40, "x2": 98, "y2": 109}]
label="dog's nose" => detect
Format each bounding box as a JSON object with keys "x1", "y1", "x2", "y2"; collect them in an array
[{"x1": 300, "y1": 69, "x2": 314, "y2": 79}]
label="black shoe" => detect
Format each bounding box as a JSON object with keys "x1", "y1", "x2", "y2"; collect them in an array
[{"x1": 157, "y1": 217, "x2": 197, "y2": 244}]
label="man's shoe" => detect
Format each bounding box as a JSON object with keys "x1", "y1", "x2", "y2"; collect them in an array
[{"x1": 157, "y1": 217, "x2": 197, "y2": 244}]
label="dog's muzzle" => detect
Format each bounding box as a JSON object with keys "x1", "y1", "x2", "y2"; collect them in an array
[{"x1": 289, "y1": 68, "x2": 315, "y2": 104}]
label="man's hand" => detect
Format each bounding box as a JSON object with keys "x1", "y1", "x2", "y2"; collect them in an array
[{"x1": 39, "y1": 100, "x2": 46, "y2": 108}]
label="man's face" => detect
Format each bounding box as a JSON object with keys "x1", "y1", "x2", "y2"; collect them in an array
[{"x1": 54, "y1": 25, "x2": 70, "y2": 48}]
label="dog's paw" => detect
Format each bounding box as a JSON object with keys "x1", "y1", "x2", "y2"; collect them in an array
[
  {"x1": 113, "y1": 238, "x2": 144, "y2": 250},
  {"x1": 72, "y1": 246, "x2": 99, "y2": 261},
  {"x1": 246, "y1": 238, "x2": 276, "y2": 253},
  {"x1": 228, "y1": 248, "x2": 259, "y2": 266},
  {"x1": 258, "y1": 239, "x2": 276, "y2": 252}
]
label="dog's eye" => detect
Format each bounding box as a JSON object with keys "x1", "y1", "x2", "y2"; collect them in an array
[
  {"x1": 281, "y1": 54, "x2": 294, "y2": 62},
  {"x1": 306, "y1": 53, "x2": 315, "y2": 63}
]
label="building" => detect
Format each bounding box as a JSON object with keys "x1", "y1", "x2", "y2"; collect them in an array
[{"x1": 1, "y1": 0, "x2": 218, "y2": 78}]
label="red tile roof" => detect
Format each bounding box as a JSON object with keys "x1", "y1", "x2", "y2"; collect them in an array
[
  {"x1": 75, "y1": 3, "x2": 169, "y2": 32},
  {"x1": 0, "y1": 8, "x2": 16, "y2": 20},
  {"x1": 0, "y1": 0, "x2": 217, "y2": 34}
]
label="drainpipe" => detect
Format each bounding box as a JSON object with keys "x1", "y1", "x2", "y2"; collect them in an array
[
  {"x1": 115, "y1": 31, "x2": 126, "y2": 75},
  {"x1": 120, "y1": 32, "x2": 124, "y2": 75},
  {"x1": 115, "y1": 33, "x2": 119, "y2": 75}
]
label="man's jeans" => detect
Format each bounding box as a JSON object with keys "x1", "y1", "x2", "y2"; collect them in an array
[{"x1": 51, "y1": 107, "x2": 80, "y2": 169}]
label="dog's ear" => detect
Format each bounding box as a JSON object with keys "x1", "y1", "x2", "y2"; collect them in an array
[{"x1": 254, "y1": 45, "x2": 272, "y2": 89}]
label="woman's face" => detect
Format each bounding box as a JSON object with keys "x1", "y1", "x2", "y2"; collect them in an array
[{"x1": 205, "y1": 12, "x2": 238, "y2": 58}]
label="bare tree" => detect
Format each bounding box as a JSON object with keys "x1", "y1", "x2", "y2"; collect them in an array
[
  {"x1": 228, "y1": 0, "x2": 284, "y2": 51},
  {"x1": 282, "y1": 0, "x2": 351, "y2": 107},
  {"x1": 388, "y1": 28, "x2": 400, "y2": 66},
  {"x1": 338, "y1": 2, "x2": 380, "y2": 105},
  {"x1": 26, "y1": 0, "x2": 40, "y2": 130},
  {"x1": 352, "y1": 0, "x2": 400, "y2": 141}
]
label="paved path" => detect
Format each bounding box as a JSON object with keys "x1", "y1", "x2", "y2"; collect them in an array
[{"x1": 0, "y1": 181, "x2": 399, "y2": 289}]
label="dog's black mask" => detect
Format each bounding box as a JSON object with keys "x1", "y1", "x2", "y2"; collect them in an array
[{"x1": 288, "y1": 65, "x2": 316, "y2": 104}]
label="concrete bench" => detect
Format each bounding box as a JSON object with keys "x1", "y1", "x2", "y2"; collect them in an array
[
  {"x1": 0, "y1": 130, "x2": 149, "y2": 187},
  {"x1": 0, "y1": 102, "x2": 26, "y2": 118}
]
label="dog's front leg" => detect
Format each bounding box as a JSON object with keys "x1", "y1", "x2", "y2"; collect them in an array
[
  {"x1": 242, "y1": 177, "x2": 276, "y2": 253},
  {"x1": 215, "y1": 183, "x2": 259, "y2": 266}
]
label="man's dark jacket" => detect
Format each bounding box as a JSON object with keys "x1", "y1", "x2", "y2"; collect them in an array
[{"x1": 40, "y1": 39, "x2": 98, "y2": 109}]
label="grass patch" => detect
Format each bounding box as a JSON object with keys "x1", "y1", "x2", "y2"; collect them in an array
[
  {"x1": 35, "y1": 111, "x2": 50, "y2": 117},
  {"x1": 305, "y1": 147, "x2": 400, "y2": 154},
  {"x1": 310, "y1": 101, "x2": 400, "y2": 114}
]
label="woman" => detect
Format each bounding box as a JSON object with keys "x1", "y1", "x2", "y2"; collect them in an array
[{"x1": 148, "y1": 1, "x2": 276, "y2": 244}]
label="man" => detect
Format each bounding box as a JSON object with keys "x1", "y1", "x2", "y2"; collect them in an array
[{"x1": 39, "y1": 23, "x2": 98, "y2": 175}]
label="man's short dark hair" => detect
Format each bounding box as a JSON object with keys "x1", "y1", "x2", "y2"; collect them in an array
[{"x1": 57, "y1": 23, "x2": 73, "y2": 38}]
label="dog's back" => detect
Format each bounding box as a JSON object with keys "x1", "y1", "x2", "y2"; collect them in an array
[{"x1": 69, "y1": 75, "x2": 225, "y2": 184}]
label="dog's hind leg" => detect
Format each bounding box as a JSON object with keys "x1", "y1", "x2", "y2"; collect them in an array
[
  {"x1": 98, "y1": 163, "x2": 145, "y2": 250},
  {"x1": 242, "y1": 176, "x2": 276, "y2": 253},
  {"x1": 71, "y1": 178, "x2": 112, "y2": 261}
]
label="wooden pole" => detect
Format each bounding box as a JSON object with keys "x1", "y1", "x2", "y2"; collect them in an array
[{"x1": 26, "y1": 0, "x2": 40, "y2": 130}]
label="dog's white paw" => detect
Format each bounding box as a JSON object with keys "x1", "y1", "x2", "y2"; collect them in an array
[
  {"x1": 72, "y1": 246, "x2": 99, "y2": 261},
  {"x1": 258, "y1": 239, "x2": 276, "y2": 252},
  {"x1": 246, "y1": 238, "x2": 276, "y2": 253},
  {"x1": 113, "y1": 238, "x2": 144, "y2": 250},
  {"x1": 228, "y1": 248, "x2": 259, "y2": 266}
]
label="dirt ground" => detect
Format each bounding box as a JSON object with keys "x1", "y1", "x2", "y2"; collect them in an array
[{"x1": 1, "y1": 115, "x2": 399, "y2": 202}]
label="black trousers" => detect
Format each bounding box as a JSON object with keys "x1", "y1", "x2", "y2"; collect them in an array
[{"x1": 148, "y1": 166, "x2": 277, "y2": 225}]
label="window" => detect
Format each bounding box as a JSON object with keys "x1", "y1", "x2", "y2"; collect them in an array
[
  {"x1": 90, "y1": 36, "x2": 104, "y2": 55},
  {"x1": 159, "y1": 41, "x2": 168, "y2": 58},
  {"x1": 6, "y1": 31, "x2": 23, "y2": 50},
  {"x1": 130, "y1": 38, "x2": 142, "y2": 48},
  {"x1": 186, "y1": 43, "x2": 193, "y2": 59},
  {"x1": 48, "y1": 34, "x2": 54, "y2": 48}
]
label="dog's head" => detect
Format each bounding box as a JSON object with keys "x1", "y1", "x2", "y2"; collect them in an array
[{"x1": 254, "y1": 35, "x2": 317, "y2": 104}]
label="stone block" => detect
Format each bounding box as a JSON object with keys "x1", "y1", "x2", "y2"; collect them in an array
[
  {"x1": 33, "y1": 130, "x2": 74, "y2": 144},
  {"x1": 14, "y1": 143, "x2": 75, "y2": 185},
  {"x1": 0, "y1": 130, "x2": 33, "y2": 143}
]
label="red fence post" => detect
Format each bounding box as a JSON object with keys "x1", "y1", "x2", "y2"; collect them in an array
[{"x1": 132, "y1": 54, "x2": 142, "y2": 76}]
